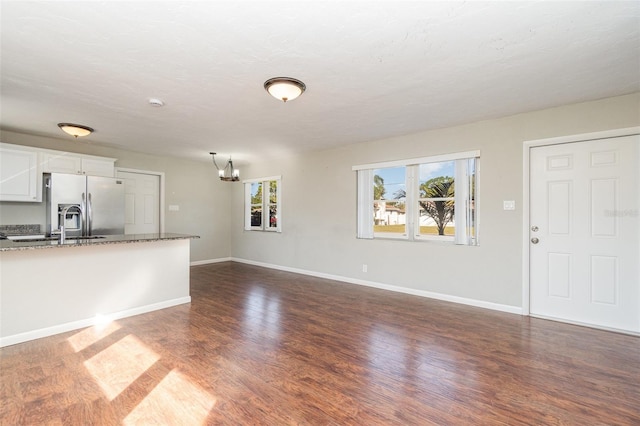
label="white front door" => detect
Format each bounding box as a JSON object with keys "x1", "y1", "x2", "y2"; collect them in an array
[
  {"x1": 116, "y1": 170, "x2": 161, "y2": 234},
  {"x1": 529, "y1": 135, "x2": 639, "y2": 332}
]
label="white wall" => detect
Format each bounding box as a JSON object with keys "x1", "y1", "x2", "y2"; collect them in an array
[
  {"x1": 230, "y1": 93, "x2": 640, "y2": 309},
  {"x1": 0, "y1": 131, "x2": 231, "y2": 262}
]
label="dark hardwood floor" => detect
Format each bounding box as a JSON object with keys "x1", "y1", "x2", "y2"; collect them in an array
[{"x1": 1, "y1": 262, "x2": 639, "y2": 425}]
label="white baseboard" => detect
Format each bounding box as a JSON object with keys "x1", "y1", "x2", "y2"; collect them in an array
[
  {"x1": 0, "y1": 296, "x2": 191, "y2": 348},
  {"x1": 530, "y1": 314, "x2": 639, "y2": 336},
  {"x1": 230, "y1": 257, "x2": 523, "y2": 315},
  {"x1": 191, "y1": 257, "x2": 232, "y2": 266}
]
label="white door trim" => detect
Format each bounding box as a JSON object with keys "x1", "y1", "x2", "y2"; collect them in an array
[
  {"x1": 115, "y1": 167, "x2": 166, "y2": 233},
  {"x1": 521, "y1": 127, "x2": 640, "y2": 316}
]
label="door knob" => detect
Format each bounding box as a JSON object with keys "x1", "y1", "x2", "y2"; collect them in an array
[{"x1": 531, "y1": 237, "x2": 539, "y2": 244}]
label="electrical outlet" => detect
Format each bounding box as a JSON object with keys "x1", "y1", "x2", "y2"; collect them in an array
[
  {"x1": 168, "y1": 205, "x2": 180, "y2": 211},
  {"x1": 503, "y1": 200, "x2": 515, "y2": 211},
  {"x1": 362, "y1": 264, "x2": 368, "y2": 273}
]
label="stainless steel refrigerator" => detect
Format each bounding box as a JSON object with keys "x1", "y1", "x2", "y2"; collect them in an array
[{"x1": 45, "y1": 173, "x2": 125, "y2": 237}]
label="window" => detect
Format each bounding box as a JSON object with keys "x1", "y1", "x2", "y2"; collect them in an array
[
  {"x1": 354, "y1": 151, "x2": 479, "y2": 245},
  {"x1": 244, "y1": 176, "x2": 281, "y2": 232},
  {"x1": 373, "y1": 166, "x2": 406, "y2": 237}
]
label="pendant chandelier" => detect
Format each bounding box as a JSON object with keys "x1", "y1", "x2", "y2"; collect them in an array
[{"x1": 210, "y1": 152, "x2": 239, "y2": 182}]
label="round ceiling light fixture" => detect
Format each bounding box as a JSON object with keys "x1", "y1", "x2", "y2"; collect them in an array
[
  {"x1": 57, "y1": 123, "x2": 94, "y2": 138},
  {"x1": 264, "y1": 77, "x2": 306, "y2": 102}
]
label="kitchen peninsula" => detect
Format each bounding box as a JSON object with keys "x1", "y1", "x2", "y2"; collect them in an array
[{"x1": 0, "y1": 233, "x2": 198, "y2": 347}]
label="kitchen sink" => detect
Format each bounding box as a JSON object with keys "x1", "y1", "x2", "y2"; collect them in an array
[
  {"x1": 11, "y1": 236, "x2": 107, "y2": 242},
  {"x1": 67, "y1": 236, "x2": 107, "y2": 240},
  {"x1": 9, "y1": 237, "x2": 57, "y2": 242}
]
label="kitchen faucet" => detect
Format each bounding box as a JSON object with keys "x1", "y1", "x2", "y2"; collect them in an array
[{"x1": 51, "y1": 205, "x2": 82, "y2": 243}]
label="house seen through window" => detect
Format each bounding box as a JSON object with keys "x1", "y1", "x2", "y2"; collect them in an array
[{"x1": 355, "y1": 151, "x2": 478, "y2": 245}]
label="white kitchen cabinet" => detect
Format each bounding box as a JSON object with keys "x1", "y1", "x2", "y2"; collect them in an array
[
  {"x1": 80, "y1": 157, "x2": 116, "y2": 177},
  {"x1": 42, "y1": 153, "x2": 82, "y2": 174},
  {"x1": 0, "y1": 145, "x2": 41, "y2": 202},
  {"x1": 42, "y1": 153, "x2": 116, "y2": 177}
]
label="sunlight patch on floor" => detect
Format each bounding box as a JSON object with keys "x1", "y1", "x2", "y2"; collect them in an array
[
  {"x1": 67, "y1": 320, "x2": 122, "y2": 352},
  {"x1": 84, "y1": 334, "x2": 160, "y2": 400},
  {"x1": 123, "y1": 369, "x2": 216, "y2": 425}
]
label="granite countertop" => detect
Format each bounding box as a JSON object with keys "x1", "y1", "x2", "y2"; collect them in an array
[{"x1": 0, "y1": 233, "x2": 200, "y2": 252}]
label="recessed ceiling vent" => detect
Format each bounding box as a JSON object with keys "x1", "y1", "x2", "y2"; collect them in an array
[{"x1": 148, "y1": 98, "x2": 165, "y2": 107}]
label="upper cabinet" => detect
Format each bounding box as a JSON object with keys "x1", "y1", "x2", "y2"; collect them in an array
[
  {"x1": 0, "y1": 145, "x2": 41, "y2": 202},
  {"x1": 42, "y1": 153, "x2": 116, "y2": 177},
  {"x1": 81, "y1": 157, "x2": 116, "y2": 177},
  {"x1": 42, "y1": 153, "x2": 81, "y2": 175},
  {"x1": 0, "y1": 143, "x2": 118, "y2": 202}
]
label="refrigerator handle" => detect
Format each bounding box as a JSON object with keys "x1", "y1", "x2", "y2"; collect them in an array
[
  {"x1": 87, "y1": 193, "x2": 93, "y2": 236},
  {"x1": 81, "y1": 192, "x2": 87, "y2": 236}
]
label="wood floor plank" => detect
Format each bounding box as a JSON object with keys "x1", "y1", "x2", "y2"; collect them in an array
[{"x1": 1, "y1": 261, "x2": 639, "y2": 425}]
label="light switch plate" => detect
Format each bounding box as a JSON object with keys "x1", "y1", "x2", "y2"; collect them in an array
[{"x1": 503, "y1": 200, "x2": 516, "y2": 211}]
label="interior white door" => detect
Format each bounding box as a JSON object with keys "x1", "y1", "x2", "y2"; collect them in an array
[
  {"x1": 116, "y1": 171, "x2": 161, "y2": 234},
  {"x1": 529, "y1": 135, "x2": 639, "y2": 332}
]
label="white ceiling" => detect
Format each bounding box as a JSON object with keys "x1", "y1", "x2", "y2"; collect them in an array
[{"x1": 1, "y1": 1, "x2": 639, "y2": 164}]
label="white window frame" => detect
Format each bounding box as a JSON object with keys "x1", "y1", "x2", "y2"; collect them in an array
[
  {"x1": 243, "y1": 175, "x2": 282, "y2": 232},
  {"x1": 353, "y1": 151, "x2": 479, "y2": 245}
]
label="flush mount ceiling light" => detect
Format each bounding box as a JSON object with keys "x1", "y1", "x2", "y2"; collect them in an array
[
  {"x1": 264, "y1": 77, "x2": 306, "y2": 102},
  {"x1": 210, "y1": 152, "x2": 239, "y2": 182},
  {"x1": 57, "y1": 123, "x2": 94, "y2": 138}
]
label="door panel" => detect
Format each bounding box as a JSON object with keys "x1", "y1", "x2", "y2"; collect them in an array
[
  {"x1": 547, "y1": 253, "x2": 571, "y2": 298},
  {"x1": 116, "y1": 171, "x2": 160, "y2": 234},
  {"x1": 548, "y1": 181, "x2": 571, "y2": 235},
  {"x1": 590, "y1": 255, "x2": 617, "y2": 304},
  {"x1": 591, "y1": 179, "x2": 616, "y2": 236},
  {"x1": 529, "y1": 135, "x2": 639, "y2": 332}
]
